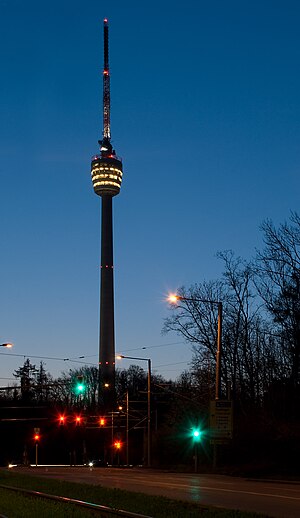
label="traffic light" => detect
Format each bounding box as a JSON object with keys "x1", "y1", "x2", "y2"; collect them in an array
[
  {"x1": 34, "y1": 433, "x2": 40, "y2": 442},
  {"x1": 114, "y1": 441, "x2": 121, "y2": 449},
  {"x1": 75, "y1": 375, "x2": 86, "y2": 395},
  {"x1": 59, "y1": 415, "x2": 65, "y2": 425},
  {"x1": 192, "y1": 428, "x2": 202, "y2": 441},
  {"x1": 99, "y1": 417, "x2": 106, "y2": 426}
]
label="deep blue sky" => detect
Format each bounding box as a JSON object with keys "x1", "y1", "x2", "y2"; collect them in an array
[{"x1": 1, "y1": 0, "x2": 300, "y2": 384}]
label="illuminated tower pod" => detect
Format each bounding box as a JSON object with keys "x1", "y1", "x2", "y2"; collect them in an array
[{"x1": 91, "y1": 19, "x2": 123, "y2": 406}]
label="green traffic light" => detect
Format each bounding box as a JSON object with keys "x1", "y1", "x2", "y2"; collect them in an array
[
  {"x1": 74, "y1": 376, "x2": 86, "y2": 395},
  {"x1": 192, "y1": 428, "x2": 201, "y2": 441}
]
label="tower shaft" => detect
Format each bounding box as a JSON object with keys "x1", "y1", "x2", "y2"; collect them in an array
[{"x1": 99, "y1": 195, "x2": 115, "y2": 400}]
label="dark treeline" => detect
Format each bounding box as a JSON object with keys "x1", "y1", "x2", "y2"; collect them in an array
[
  {"x1": 164, "y1": 212, "x2": 300, "y2": 405},
  {"x1": 0, "y1": 213, "x2": 299, "y2": 473},
  {"x1": 162, "y1": 212, "x2": 300, "y2": 474},
  {"x1": 0, "y1": 359, "x2": 197, "y2": 469}
]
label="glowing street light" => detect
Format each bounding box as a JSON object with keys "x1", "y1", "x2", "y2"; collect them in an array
[
  {"x1": 168, "y1": 294, "x2": 179, "y2": 304},
  {"x1": 168, "y1": 293, "x2": 223, "y2": 400}
]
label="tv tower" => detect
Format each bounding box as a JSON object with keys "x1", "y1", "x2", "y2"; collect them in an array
[{"x1": 91, "y1": 19, "x2": 123, "y2": 409}]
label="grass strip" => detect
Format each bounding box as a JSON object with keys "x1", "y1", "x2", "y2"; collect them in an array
[
  {"x1": 0, "y1": 470, "x2": 269, "y2": 518},
  {"x1": 0, "y1": 487, "x2": 105, "y2": 518}
]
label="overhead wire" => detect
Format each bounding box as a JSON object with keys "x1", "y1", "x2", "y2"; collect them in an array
[
  {"x1": 121, "y1": 341, "x2": 186, "y2": 352},
  {"x1": 0, "y1": 339, "x2": 192, "y2": 372},
  {"x1": 0, "y1": 339, "x2": 189, "y2": 364}
]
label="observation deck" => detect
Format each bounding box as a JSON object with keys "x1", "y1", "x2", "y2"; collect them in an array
[{"x1": 91, "y1": 154, "x2": 123, "y2": 197}]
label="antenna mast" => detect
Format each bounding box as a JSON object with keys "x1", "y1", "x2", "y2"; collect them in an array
[{"x1": 102, "y1": 18, "x2": 111, "y2": 149}]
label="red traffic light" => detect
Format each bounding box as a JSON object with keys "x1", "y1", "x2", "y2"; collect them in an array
[
  {"x1": 59, "y1": 415, "x2": 65, "y2": 424},
  {"x1": 75, "y1": 415, "x2": 82, "y2": 424},
  {"x1": 34, "y1": 433, "x2": 40, "y2": 441},
  {"x1": 99, "y1": 417, "x2": 106, "y2": 426},
  {"x1": 114, "y1": 441, "x2": 121, "y2": 449}
]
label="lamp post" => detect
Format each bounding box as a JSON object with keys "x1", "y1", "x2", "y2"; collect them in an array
[
  {"x1": 117, "y1": 355, "x2": 151, "y2": 467},
  {"x1": 168, "y1": 294, "x2": 223, "y2": 400}
]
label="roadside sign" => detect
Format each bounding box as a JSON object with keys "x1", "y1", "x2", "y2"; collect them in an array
[{"x1": 210, "y1": 400, "x2": 233, "y2": 441}]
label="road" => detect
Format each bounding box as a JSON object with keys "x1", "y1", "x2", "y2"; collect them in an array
[{"x1": 13, "y1": 466, "x2": 300, "y2": 518}]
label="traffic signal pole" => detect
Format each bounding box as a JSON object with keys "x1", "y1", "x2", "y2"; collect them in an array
[
  {"x1": 215, "y1": 302, "x2": 223, "y2": 400},
  {"x1": 194, "y1": 442, "x2": 198, "y2": 473},
  {"x1": 192, "y1": 429, "x2": 201, "y2": 473},
  {"x1": 35, "y1": 442, "x2": 38, "y2": 467},
  {"x1": 126, "y1": 390, "x2": 129, "y2": 466},
  {"x1": 33, "y1": 430, "x2": 40, "y2": 467}
]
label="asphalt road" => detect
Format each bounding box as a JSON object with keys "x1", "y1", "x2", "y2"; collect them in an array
[{"x1": 13, "y1": 467, "x2": 300, "y2": 518}]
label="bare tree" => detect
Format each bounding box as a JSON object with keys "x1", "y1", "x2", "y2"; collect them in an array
[
  {"x1": 163, "y1": 252, "x2": 280, "y2": 405},
  {"x1": 254, "y1": 212, "x2": 300, "y2": 386},
  {"x1": 163, "y1": 280, "x2": 228, "y2": 397}
]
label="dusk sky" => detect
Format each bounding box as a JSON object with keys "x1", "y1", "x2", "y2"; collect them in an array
[{"x1": 1, "y1": 0, "x2": 300, "y2": 384}]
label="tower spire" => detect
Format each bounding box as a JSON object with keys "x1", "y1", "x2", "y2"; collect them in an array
[{"x1": 100, "y1": 18, "x2": 112, "y2": 154}]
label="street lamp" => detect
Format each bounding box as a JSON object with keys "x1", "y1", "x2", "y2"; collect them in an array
[
  {"x1": 0, "y1": 343, "x2": 13, "y2": 348},
  {"x1": 168, "y1": 294, "x2": 223, "y2": 400},
  {"x1": 117, "y1": 354, "x2": 152, "y2": 467}
]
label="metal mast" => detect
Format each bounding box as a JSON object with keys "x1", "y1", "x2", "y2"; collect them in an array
[
  {"x1": 91, "y1": 19, "x2": 123, "y2": 411},
  {"x1": 103, "y1": 18, "x2": 111, "y2": 143}
]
